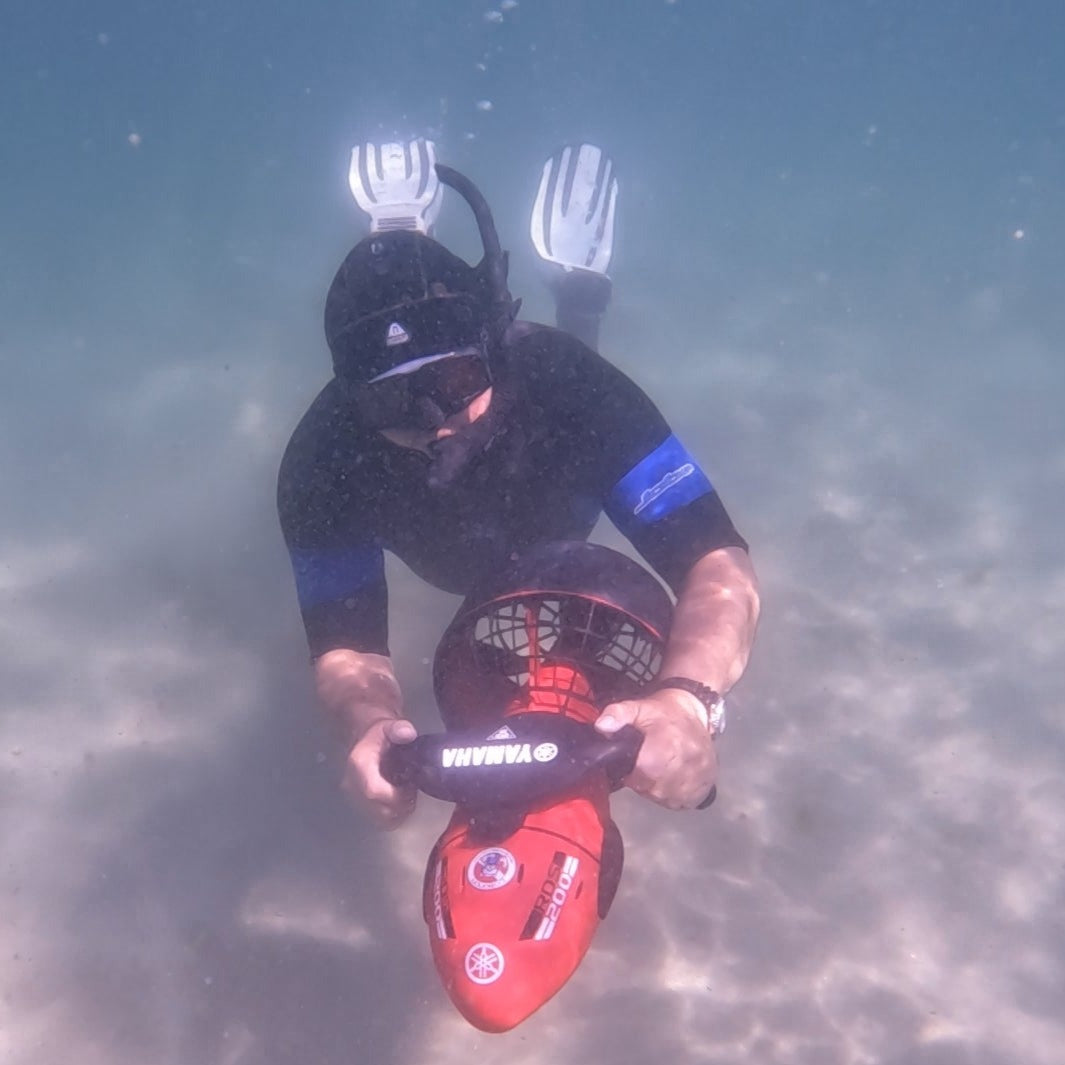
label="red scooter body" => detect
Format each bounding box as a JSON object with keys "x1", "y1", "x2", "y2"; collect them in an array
[
  {"x1": 422, "y1": 666, "x2": 625, "y2": 1032},
  {"x1": 384, "y1": 542, "x2": 673, "y2": 1032}
]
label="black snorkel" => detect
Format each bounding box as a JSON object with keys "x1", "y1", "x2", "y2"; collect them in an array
[
  {"x1": 436, "y1": 164, "x2": 521, "y2": 342},
  {"x1": 407, "y1": 164, "x2": 518, "y2": 490}
]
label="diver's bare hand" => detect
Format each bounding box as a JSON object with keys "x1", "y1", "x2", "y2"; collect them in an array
[
  {"x1": 594, "y1": 690, "x2": 717, "y2": 810},
  {"x1": 342, "y1": 718, "x2": 419, "y2": 829}
]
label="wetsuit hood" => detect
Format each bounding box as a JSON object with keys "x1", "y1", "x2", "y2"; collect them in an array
[
  {"x1": 325, "y1": 165, "x2": 519, "y2": 383},
  {"x1": 325, "y1": 231, "x2": 492, "y2": 381}
]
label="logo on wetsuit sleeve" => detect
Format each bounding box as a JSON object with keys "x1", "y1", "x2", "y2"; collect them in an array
[
  {"x1": 608, "y1": 434, "x2": 714, "y2": 525},
  {"x1": 633, "y1": 463, "x2": 696, "y2": 515}
]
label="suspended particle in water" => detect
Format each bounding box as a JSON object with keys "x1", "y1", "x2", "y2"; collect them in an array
[
  {"x1": 501, "y1": 0, "x2": 519, "y2": 9},
  {"x1": 1012, "y1": 229, "x2": 1025, "y2": 240},
  {"x1": 484, "y1": 9, "x2": 503, "y2": 22},
  {"x1": 464, "y1": 132, "x2": 477, "y2": 141},
  {"x1": 127, "y1": 131, "x2": 142, "y2": 147},
  {"x1": 476, "y1": 99, "x2": 493, "y2": 112}
]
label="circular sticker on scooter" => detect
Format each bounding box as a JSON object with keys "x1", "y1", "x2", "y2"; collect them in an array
[
  {"x1": 465, "y1": 942, "x2": 505, "y2": 985},
  {"x1": 533, "y1": 742, "x2": 559, "y2": 763},
  {"x1": 467, "y1": 847, "x2": 517, "y2": 891}
]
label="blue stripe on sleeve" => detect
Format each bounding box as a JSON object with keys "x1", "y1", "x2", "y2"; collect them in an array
[
  {"x1": 288, "y1": 545, "x2": 385, "y2": 610},
  {"x1": 607, "y1": 434, "x2": 713, "y2": 526}
]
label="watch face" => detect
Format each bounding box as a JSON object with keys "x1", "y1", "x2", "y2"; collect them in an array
[{"x1": 707, "y1": 696, "x2": 727, "y2": 737}]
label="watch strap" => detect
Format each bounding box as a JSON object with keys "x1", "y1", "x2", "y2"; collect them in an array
[{"x1": 651, "y1": 676, "x2": 726, "y2": 736}]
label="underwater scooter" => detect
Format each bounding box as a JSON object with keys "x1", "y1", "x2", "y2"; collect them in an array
[{"x1": 381, "y1": 541, "x2": 674, "y2": 1033}]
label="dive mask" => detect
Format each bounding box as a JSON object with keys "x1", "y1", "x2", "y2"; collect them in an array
[{"x1": 353, "y1": 345, "x2": 492, "y2": 431}]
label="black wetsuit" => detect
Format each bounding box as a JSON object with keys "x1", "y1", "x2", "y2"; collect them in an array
[{"x1": 278, "y1": 323, "x2": 747, "y2": 658}]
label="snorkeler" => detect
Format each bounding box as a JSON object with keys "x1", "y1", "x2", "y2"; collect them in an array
[{"x1": 277, "y1": 139, "x2": 760, "y2": 828}]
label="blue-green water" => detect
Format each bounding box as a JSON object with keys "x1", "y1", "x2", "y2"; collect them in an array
[{"x1": 2, "y1": 3, "x2": 1063, "y2": 1063}]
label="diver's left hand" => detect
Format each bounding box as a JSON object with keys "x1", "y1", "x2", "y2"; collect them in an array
[{"x1": 595, "y1": 689, "x2": 717, "y2": 810}]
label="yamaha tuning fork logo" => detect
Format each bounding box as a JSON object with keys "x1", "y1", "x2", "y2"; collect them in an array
[{"x1": 464, "y1": 942, "x2": 505, "y2": 985}]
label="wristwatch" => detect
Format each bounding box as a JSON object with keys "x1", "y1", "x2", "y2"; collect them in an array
[{"x1": 651, "y1": 677, "x2": 727, "y2": 738}]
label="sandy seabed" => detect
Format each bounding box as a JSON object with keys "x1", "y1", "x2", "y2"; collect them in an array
[{"x1": 1, "y1": 272, "x2": 1062, "y2": 1065}]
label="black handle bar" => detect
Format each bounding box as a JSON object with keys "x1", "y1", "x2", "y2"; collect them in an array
[{"x1": 380, "y1": 712, "x2": 643, "y2": 810}]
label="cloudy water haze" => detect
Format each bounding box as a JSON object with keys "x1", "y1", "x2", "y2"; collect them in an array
[{"x1": 2, "y1": 1, "x2": 1063, "y2": 1062}]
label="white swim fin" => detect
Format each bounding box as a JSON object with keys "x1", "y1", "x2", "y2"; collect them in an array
[
  {"x1": 348, "y1": 138, "x2": 443, "y2": 234},
  {"x1": 530, "y1": 143, "x2": 618, "y2": 275}
]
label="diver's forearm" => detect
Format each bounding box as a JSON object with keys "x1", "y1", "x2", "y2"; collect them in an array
[
  {"x1": 313, "y1": 649, "x2": 404, "y2": 748},
  {"x1": 660, "y1": 546, "x2": 760, "y2": 694}
]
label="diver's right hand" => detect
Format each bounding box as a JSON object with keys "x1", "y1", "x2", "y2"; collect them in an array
[{"x1": 341, "y1": 717, "x2": 419, "y2": 830}]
